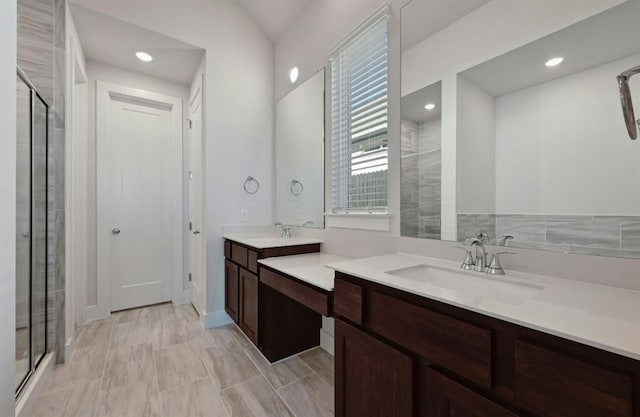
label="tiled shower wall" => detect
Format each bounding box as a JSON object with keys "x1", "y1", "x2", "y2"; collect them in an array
[
  {"x1": 457, "y1": 214, "x2": 640, "y2": 259},
  {"x1": 17, "y1": 0, "x2": 66, "y2": 363},
  {"x1": 401, "y1": 118, "x2": 442, "y2": 239}
]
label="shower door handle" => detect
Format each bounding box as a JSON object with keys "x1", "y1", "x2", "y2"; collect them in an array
[{"x1": 112, "y1": 228, "x2": 121, "y2": 235}]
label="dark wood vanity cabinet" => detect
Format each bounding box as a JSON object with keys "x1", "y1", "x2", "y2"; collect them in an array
[
  {"x1": 223, "y1": 239, "x2": 321, "y2": 356},
  {"x1": 334, "y1": 271, "x2": 640, "y2": 417}
]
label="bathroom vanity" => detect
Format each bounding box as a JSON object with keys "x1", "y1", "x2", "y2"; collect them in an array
[
  {"x1": 223, "y1": 236, "x2": 333, "y2": 361},
  {"x1": 329, "y1": 254, "x2": 640, "y2": 417}
]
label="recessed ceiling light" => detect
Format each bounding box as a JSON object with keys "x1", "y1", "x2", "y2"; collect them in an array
[
  {"x1": 289, "y1": 67, "x2": 299, "y2": 84},
  {"x1": 136, "y1": 51, "x2": 153, "y2": 62},
  {"x1": 545, "y1": 57, "x2": 564, "y2": 67},
  {"x1": 424, "y1": 103, "x2": 436, "y2": 110}
]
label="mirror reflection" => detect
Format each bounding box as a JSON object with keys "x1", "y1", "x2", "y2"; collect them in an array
[
  {"x1": 275, "y1": 68, "x2": 325, "y2": 228},
  {"x1": 401, "y1": 81, "x2": 442, "y2": 239},
  {"x1": 401, "y1": 0, "x2": 640, "y2": 259}
]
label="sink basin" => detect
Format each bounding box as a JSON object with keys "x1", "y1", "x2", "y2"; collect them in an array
[{"x1": 386, "y1": 264, "x2": 544, "y2": 305}]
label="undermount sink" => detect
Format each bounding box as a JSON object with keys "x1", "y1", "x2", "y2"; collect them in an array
[{"x1": 386, "y1": 264, "x2": 544, "y2": 305}]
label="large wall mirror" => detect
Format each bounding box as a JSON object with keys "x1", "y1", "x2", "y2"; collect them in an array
[
  {"x1": 275, "y1": 68, "x2": 325, "y2": 228},
  {"x1": 401, "y1": 0, "x2": 640, "y2": 259}
]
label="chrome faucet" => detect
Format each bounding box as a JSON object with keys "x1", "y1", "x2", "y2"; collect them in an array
[
  {"x1": 469, "y1": 238, "x2": 488, "y2": 272},
  {"x1": 274, "y1": 222, "x2": 292, "y2": 238},
  {"x1": 459, "y1": 234, "x2": 517, "y2": 275},
  {"x1": 497, "y1": 234, "x2": 514, "y2": 246}
]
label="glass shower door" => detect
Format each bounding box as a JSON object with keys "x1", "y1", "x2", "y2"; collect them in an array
[
  {"x1": 32, "y1": 91, "x2": 48, "y2": 367},
  {"x1": 15, "y1": 74, "x2": 31, "y2": 391},
  {"x1": 15, "y1": 70, "x2": 49, "y2": 395}
]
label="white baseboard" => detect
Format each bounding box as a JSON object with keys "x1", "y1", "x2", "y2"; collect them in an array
[
  {"x1": 85, "y1": 305, "x2": 110, "y2": 323},
  {"x1": 64, "y1": 337, "x2": 74, "y2": 363},
  {"x1": 172, "y1": 290, "x2": 189, "y2": 306},
  {"x1": 16, "y1": 353, "x2": 55, "y2": 417},
  {"x1": 320, "y1": 329, "x2": 334, "y2": 356},
  {"x1": 203, "y1": 309, "x2": 233, "y2": 329}
]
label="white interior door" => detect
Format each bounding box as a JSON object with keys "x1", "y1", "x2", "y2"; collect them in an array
[
  {"x1": 188, "y1": 86, "x2": 204, "y2": 315},
  {"x1": 107, "y1": 96, "x2": 173, "y2": 311}
]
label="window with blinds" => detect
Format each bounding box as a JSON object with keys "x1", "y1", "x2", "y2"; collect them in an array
[{"x1": 330, "y1": 13, "x2": 389, "y2": 212}]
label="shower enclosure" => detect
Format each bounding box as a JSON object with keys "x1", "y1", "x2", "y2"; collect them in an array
[{"x1": 15, "y1": 69, "x2": 49, "y2": 396}]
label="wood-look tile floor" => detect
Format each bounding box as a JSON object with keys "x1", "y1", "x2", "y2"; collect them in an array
[{"x1": 29, "y1": 303, "x2": 335, "y2": 417}]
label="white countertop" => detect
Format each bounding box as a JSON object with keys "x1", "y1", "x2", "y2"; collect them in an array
[
  {"x1": 326, "y1": 253, "x2": 640, "y2": 361},
  {"x1": 223, "y1": 234, "x2": 323, "y2": 249},
  {"x1": 259, "y1": 253, "x2": 350, "y2": 291}
]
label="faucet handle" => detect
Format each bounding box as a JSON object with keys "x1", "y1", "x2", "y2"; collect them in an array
[
  {"x1": 497, "y1": 234, "x2": 514, "y2": 246},
  {"x1": 487, "y1": 251, "x2": 517, "y2": 275},
  {"x1": 476, "y1": 231, "x2": 490, "y2": 243},
  {"x1": 453, "y1": 245, "x2": 476, "y2": 270}
]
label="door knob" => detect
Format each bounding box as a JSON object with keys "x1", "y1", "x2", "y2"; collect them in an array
[
  {"x1": 193, "y1": 230, "x2": 200, "y2": 235},
  {"x1": 112, "y1": 228, "x2": 121, "y2": 235}
]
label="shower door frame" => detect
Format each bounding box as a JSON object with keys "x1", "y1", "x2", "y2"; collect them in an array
[{"x1": 15, "y1": 67, "x2": 49, "y2": 398}]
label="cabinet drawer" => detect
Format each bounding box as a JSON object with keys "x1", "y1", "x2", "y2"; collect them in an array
[
  {"x1": 247, "y1": 250, "x2": 259, "y2": 274},
  {"x1": 224, "y1": 240, "x2": 231, "y2": 259},
  {"x1": 261, "y1": 268, "x2": 330, "y2": 315},
  {"x1": 515, "y1": 340, "x2": 633, "y2": 417},
  {"x1": 231, "y1": 243, "x2": 248, "y2": 268},
  {"x1": 334, "y1": 279, "x2": 363, "y2": 324},
  {"x1": 370, "y1": 291, "x2": 492, "y2": 389}
]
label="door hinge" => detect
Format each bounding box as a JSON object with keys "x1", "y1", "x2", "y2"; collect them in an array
[
  {"x1": 189, "y1": 222, "x2": 192, "y2": 231},
  {"x1": 188, "y1": 273, "x2": 192, "y2": 282}
]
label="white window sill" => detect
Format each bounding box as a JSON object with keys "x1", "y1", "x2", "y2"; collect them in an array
[{"x1": 325, "y1": 212, "x2": 391, "y2": 232}]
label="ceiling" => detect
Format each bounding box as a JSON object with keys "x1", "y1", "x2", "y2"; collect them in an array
[
  {"x1": 401, "y1": 0, "x2": 491, "y2": 52},
  {"x1": 237, "y1": 0, "x2": 311, "y2": 41},
  {"x1": 460, "y1": 0, "x2": 640, "y2": 96},
  {"x1": 401, "y1": 81, "x2": 441, "y2": 123},
  {"x1": 70, "y1": 4, "x2": 204, "y2": 85}
]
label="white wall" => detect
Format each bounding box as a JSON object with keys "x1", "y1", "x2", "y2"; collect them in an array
[
  {"x1": 0, "y1": 0, "x2": 17, "y2": 414},
  {"x1": 456, "y1": 76, "x2": 495, "y2": 215},
  {"x1": 84, "y1": 61, "x2": 190, "y2": 313},
  {"x1": 495, "y1": 53, "x2": 640, "y2": 215},
  {"x1": 71, "y1": 0, "x2": 274, "y2": 323}
]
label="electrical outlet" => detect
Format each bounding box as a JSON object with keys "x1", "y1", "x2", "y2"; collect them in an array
[
  {"x1": 295, "y1": 209, "x2": 303, "y2": 220},
  {"x1": 240, "y1": 209, "x2": 249, "y2": 222}
]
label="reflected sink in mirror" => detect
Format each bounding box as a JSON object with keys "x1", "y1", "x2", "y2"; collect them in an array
[{"x1": 386, "y1": 264, "x2": 544, "y2": 305}]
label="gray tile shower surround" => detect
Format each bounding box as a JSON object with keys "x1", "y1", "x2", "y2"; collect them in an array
[
  {"x1": 401, "y1": 118, "x2": 442, "y2": 239},
  {"x1": 457, "y1": 214, "x2": 640, "y2": 259}
]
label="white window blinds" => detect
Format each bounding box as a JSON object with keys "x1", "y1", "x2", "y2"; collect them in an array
[{"x1": 330, "y1": 13, "x2": 389, "y2": 212}]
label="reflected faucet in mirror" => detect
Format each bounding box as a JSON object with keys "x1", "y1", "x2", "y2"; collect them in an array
[
  {"x1": 274, "y1": 222, "x2": 292, "y2": 238},
  {"x1": 617, "y1": 65, "x2": 640, "y2": 140}
]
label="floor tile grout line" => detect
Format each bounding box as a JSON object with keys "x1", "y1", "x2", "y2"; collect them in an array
[
  {"x1": 238, "y1": 340, "x2": 299, "y2": 417},
  {"x1": 197, "y1": 336, "x2": 233, "y2": 417}
]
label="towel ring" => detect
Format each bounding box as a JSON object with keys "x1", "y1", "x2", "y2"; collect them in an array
[
  {"x1": 243, "y1": 176, "x2": 260, "y2": 194},
  {"x1": 290, "y1": 179, "x2": 304, "y2": 196}
]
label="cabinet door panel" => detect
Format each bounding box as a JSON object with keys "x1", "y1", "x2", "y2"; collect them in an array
[
  {"x1": 515, "y1": 340, "x2": 633, "y2": 417},
  {"x1": 225, "y1": 260, "x2": 239, "y2": 323},
  {"x1": 335, "y1": 319, "x2": 413, "y2": 417},
  {"x1": 426, "y1": 368, "x2": 519, "y2": 417},
  {"x1": 239, "y1": 269, "x2": 259, "y2": 345}
]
